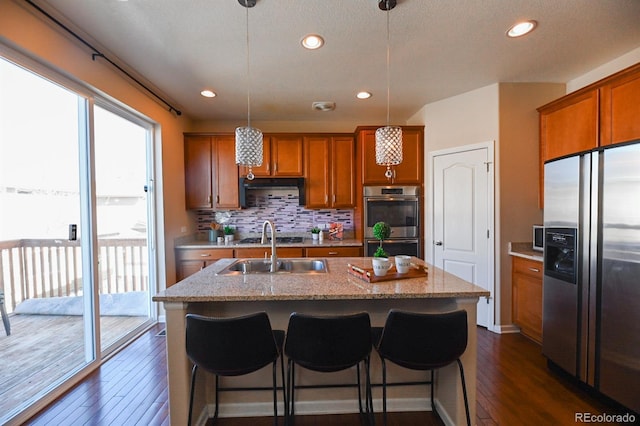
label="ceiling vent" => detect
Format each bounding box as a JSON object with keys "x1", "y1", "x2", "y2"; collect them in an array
[{"x1": 312, "y1": 101, "x2": 336, "y2": 112}]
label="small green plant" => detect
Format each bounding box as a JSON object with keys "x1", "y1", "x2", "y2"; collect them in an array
[
  {"x1": 372, "y1": 221, "x2": 391, "y2": 241},
  {"x1": 223, "y1": 225, "x2": 235, "y2": 235},
  {"x1": 310, "y1": 226, "x2": 321, "y2": 234},
  {"x1": 373, "y1": 246, "x2": 389, "y2": 258}
]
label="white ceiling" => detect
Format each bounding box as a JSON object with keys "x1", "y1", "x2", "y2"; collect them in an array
[{"x1": 34, "y1": 0, "x2": 640, "y2": 124}]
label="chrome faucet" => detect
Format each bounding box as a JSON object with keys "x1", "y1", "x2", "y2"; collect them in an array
[{"x1": 261, "y1": 220, "x2": 278, "y2": 272}]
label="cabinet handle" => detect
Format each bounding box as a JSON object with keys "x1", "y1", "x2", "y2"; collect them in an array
[
  {"x1": 207, "y1": 195, "x2": 212, "y2": 204},
  {"x1": 332, "y1": 194, "x2": 336, "y2": 203},
  {"x1": 325, "y1": 195, "x2": 328, "y2": 203},
  {"x1": 528, "y1": 267, "x2": 540, "y2": 273},
  {"x1": 274, "y1": 162, "x2": 277, "y2": 172},
  {"x1": 200, "y1": 253, "x2": 211, "y2": 257},
  {"x1": 328, "y1": 251, "x2": 338, "y2": 255}
]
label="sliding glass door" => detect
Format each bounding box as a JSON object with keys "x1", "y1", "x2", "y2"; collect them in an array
[
  {"x1": 0, "y1": 53, "x2": 156, "y2": 423},
  {"x1": 0, "y1": 57, "x2": 95, "y2": 422}
]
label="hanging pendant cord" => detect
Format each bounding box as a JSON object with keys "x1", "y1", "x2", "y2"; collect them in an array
[
  {"x1": 245, "y1": 5, "x2": 252, "y2": 128},
  {"x1": 385, "y1": 0, "x2": 391, "y2": 127}
]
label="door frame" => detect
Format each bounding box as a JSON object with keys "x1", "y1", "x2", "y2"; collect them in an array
[{"x1": 426, "y1": 141, "x2": 496, "y2": 331}]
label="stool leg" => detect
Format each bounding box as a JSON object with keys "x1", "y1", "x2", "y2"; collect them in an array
[
  {"x1": 214, "y1": 375, "x2": 220, "y2": 420},
  {"x1": 272, "y1": 361, "x2": 278, "y2": 426},
  {"x1": 456, "y1": 359, "x2": 471, "y2": 426},
  {"x1": 280, "y1": 355, "x2": 287, "y2": 425},
  {"x1": 381, "y1": 358, "x2": 388, "y2": 426},
  {"x1": 188, "y1": 365, "x2": 197, "y2": 426},
  {"x1": 430, "y1": 369, "x2": 436, "y2": 413}
]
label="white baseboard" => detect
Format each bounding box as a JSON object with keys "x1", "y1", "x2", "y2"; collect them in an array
[{"x1": 492, "y1": 323, "x2": 521, "y2": 334}]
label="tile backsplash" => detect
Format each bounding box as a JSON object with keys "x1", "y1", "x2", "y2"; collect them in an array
[{"x1": 196, "y1": 189, "x2": 353, "y2": 235}]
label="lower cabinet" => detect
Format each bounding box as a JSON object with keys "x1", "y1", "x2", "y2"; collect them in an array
[
  {"x1": 176, "y1": 248, "x2": 234, "y2": 282},
  {"x1": 305, "y1": 246, "x2": 362, "y2": 257},
  {"x1": 512, "y1": 256, "x2": 543, "y2": 344}
]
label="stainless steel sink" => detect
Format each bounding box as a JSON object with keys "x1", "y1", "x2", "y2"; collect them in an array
[{"x1": 218, "y1": 258, "x2": 328, "y2": 275}]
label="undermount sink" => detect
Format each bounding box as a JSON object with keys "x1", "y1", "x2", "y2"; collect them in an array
[{"x1": 218, "y1": 258, "x2": 328, "y2": 275}]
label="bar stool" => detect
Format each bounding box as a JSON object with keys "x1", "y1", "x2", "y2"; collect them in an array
[
  {"x1": 284, "y1": 312, "x2": 373, "y2": 425},
  {"x1": 372, "y1": 309, "x2": 471, "y2": 426},
  {"x1": 185, "y1": 312, "x2": 286, "y2": 426}
]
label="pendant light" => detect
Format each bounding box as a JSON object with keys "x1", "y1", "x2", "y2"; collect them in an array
[
  {"x1": 375, "y1": 0, "x2": 402, "y2": 180},
  {"x1": 235, "y1": 0, "x2": 263, "y2": 180}
]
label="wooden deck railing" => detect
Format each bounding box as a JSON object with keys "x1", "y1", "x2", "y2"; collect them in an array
[{"x1": 0, "y1": 238, "x2": 148, "y2": 313}]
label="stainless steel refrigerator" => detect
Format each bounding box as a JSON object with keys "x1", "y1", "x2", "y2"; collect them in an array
[{"x1": 543, "y1": 141, "x2": 640, "y2": 413}]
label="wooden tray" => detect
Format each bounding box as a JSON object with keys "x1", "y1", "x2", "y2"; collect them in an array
[{"x1": 347, "y1": 263, "x2": 428, "y2": 283}]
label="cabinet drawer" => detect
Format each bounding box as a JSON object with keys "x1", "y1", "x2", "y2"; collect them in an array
[
  {"x1": 305, "y1": 247, "x2": 362, "y2": 257},
  {"x1": 513, "y1": 257, "x2": 543, "y2": 279},
  {"x1": 176, "y1": 248, "x2": 234, "y2": 261}
]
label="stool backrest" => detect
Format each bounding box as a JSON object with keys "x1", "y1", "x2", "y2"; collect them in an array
[
  {"x1": 284, "y1": 312, "x2": 372, "y2": 372},
  {"x1": 377, "y1": 310, "x2": 468, "y2": 370},
  {"x1": 186, "y1": 312, "x2": 279, "y2": 376}
]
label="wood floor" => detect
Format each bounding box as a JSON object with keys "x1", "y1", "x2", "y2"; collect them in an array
[{"x1": 26, "y1": 325, "x2": 626, "y2": 426}]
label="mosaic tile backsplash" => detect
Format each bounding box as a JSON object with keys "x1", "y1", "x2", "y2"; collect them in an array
[{"x1": 196, "y1": 189, "x2": 354, "y2": 235}]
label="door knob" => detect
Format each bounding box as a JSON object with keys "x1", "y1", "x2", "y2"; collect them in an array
[{"x1": 434, "y1": 240, "x2": 443, "y2": 246}]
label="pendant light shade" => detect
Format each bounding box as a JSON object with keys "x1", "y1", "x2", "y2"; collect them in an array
[
  {"x1": 375, "y1": 0, "x2": 403, "y2": 179},
  {"x1": 235, "y1": 0, "x2": 263, "y2": 180}
]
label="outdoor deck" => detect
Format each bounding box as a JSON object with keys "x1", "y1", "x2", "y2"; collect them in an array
[{"x1": 0, "y1": 313, "x2": 149, "y2": 420}]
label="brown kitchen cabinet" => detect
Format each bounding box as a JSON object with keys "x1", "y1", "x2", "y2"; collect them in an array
[
  {"x1": 184, "y1": 134, "x2": 239, "y2": 210},
  {"x1": 512, "y1": 256, "x2": 543, "y2": 344},
  {"x1": 600, "y1": 66, "x2": 640, "y2": 146},
  {"x1": 358, "y1": 126, "x2": 424, "y2": 185},
  {"x1": 176, "y1": 248, "x2": 234, "y2": 281},
  {"x1": 304, "y1": 135, "x2": 356, "y2": 208},
  {"x1": 240, "y1": 134, "x2": 304, "y2": 178},
  {"x1": 305, "y1": 246, "x2": 362, "y2": 257},
  {"x1": 234, "y1": 247, "x2": 304, "y2": 258}
]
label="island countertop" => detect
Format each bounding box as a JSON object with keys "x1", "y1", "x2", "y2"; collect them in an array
[{"x1": 153, "y1": 256, "x2": 490, "y2": 303}]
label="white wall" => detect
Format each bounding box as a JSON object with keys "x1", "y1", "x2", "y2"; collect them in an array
[{"x1": 567, "y1": 46, "x2": 640, "y2": 93}]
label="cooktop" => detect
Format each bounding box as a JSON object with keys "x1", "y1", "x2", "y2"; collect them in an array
[{"x1": 238, "y1": 237, "x2": 304, "y2": 244}]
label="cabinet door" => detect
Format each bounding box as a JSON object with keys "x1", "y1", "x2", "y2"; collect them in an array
[
  {"x1": 305, "y1": 246, "x2": 362, "y2": 257},
  {"x1": 272, "y1": 135, "x2": 304, "y2": 176},
  {"x1": 214, "y1": 135, "x2": 240, "y2": 208},
  {"x1": 392, "y1": 128, "x2": 423, "y2": 184},
  {"x1": 305, "y1": 136, "x2": 331, "y2": 208},
  {"x1": 332, "y1": 136, "x2": 356, "y2": 207},
  {"x1": 600, "y1": 72, "x2": 640, "y2": 146},
  {"x1": 512, "y1": 257, "x2": 543, "y2": 344},
  {"x1": 184, "y1": 136, "x2": 213, "y2": 209},
  {"x1": 175, "y1": 248, "x2": 234, "y2": 281},
  {"x1": 361, "y1": 127, "x2": 424, "y2": 185},
  {"x1": 540, "y1": 90, "x2": 598, "y2": 161},
  {"x1": 240, "y1": 136, "x2": 272, "y2": 177}
]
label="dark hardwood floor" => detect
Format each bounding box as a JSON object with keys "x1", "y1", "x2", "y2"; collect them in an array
[{"x1": 26, "y1": 324, "x2": 625, "y2": 426}]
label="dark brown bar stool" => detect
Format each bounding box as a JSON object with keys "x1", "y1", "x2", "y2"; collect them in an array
[
  {"x1": 185, "y1": 312, "x2": 286, "y2": 426},
  {"x1": 372, "y1": 309, "x2": 471, "y2": 426},
  {"x1": 284, "y1": 312, "x2": 374, "y2": 425}
]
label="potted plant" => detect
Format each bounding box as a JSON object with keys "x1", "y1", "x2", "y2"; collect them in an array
[
  {"x1": 372, "y1": 221, "x2": 392, "y2": 275},
  {"x1": 310, "y1": 226, "x2": 321, "y2": 240},
  {"x1": 223, "y1": 225, "x2": 235, "y2": 242}
]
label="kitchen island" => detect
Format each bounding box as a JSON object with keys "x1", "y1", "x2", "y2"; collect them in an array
[{"x1": 153, "y1": 257, "x2": 489, "y2": 426}]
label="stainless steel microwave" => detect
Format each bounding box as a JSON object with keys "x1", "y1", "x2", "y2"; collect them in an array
[{"x1": 533, "y1": 225, "x2": 544, "y2": 251}]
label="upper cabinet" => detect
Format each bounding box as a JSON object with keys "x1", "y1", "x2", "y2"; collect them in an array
[
  {"x1": 358, "y1": 126, "x2": 424, "y2": 185},
  {"x1": 304, "y1": 135, "x2": 356, "y2": 208},
  {"x1": 600, "y1": 68, "x2": 640, "y2": 146},
  {"x1": 539, "y1": 90, "x2": 599, "y2": 162},
  {"x1": 240, "y1": 134, "x2": 304, "y2": 178},
  {"x1": 184, "y1": 134, "x2": 239, "y2": 210},
  {"x1": 538, "y1": 62, "x2": 640, "y2": 207}
]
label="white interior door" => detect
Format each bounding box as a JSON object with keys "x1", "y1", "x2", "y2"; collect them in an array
[{"x1": 432, "y1": 144, "x2": 493, "y2": 327}]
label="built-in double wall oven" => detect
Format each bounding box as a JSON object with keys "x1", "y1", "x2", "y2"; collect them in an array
[{"x1": 363, "y1": 186, "x2": 421, "y2": 258}]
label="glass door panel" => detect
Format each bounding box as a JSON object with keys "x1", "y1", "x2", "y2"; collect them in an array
[
  {"x1": 0, "y1": 58, "x2": 94, "y2": 422},
  {"x1": 93, "y1": 105, "x2": 152, "y2": 352}
]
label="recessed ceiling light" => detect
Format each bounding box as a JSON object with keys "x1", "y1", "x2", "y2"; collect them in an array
[
  {"x1": 200, "y1": 90, "x2": 216, "y2": 98},
  {"x1": 301, "y1": 34, "x2": 324, "y2": 50},
  {"x1": 507, "y1": 20, "x2": 537, "y2": 38},
  {"x1": 356, "y1": 91, "x2": 372, "y2": 99}
]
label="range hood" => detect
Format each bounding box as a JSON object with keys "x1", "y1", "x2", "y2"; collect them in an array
[{"x1": 239, "y1": 177, "x2": 305, "y2": 208}]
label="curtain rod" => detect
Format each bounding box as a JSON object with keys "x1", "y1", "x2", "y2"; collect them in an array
[{"x1": 25, "y1": 0, "x2": 182, "y2": 116}]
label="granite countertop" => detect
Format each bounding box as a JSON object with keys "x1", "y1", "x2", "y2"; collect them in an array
[
  {"x1": 153, "y1": 257, "x2": 490, "y2": 303},
  {"x1": 175, "y1": 237, "x2": 362, "y2": 249},
  {"x1": 508, "y1": 242, "x2": 543, "y2": 262}
]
